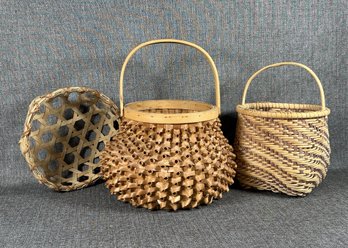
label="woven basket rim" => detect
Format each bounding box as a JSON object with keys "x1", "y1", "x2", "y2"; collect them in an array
[
  {"x1": 124, "y1": 99, "x2": 219, "y2": 124},
  {"x1": 236, "y1": 102, "x2": 330, "y2": 119}
]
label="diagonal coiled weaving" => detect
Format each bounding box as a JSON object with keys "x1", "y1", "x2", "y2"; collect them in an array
[
  {"x1": 234, "y1": 104, "x2": 330, "y2": 196},
  {"x1": 234, "y1": 62, "x2": 331, "y2": 196}
]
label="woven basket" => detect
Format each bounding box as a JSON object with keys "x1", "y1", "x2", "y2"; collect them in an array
[
  {"x1": 101, "y1": 39, "x2": 237, "y2": 210},
  {"x1": 19, "y1": 87, "x2": 120, "y2": 191},
  {"x1": 234, "y1": 62, "x2": 331, "y2": 196}
]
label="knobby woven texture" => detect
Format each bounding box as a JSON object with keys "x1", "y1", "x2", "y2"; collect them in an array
[
  {"x1": 19, "y1": 87, "x2": 120, "y2": 191},
  {"x1": 101, "y1": 39, "x2": 236, "y2": 210},
  {"x1": 101, "y1": 118, "x2": 237, "y2": 210}
]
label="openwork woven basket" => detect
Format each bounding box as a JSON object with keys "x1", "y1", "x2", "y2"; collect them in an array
[
  {"x1": 101, "y1": 39, "x2": 237, "y2": 210},
  {"x1": 19, "y1": 87, "x2": 120, "y2": 191},
  {"x1": 234, "y1": 62, "x2": 331, "y2": 196}
]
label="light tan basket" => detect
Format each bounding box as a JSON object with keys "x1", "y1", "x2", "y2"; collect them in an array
[
  {"x1": 19, "y1": 87, "x2": 120, "y2": 191},
  {"x1": 234, "y1": 62, "x2": 331, "y2": 196},
  {"x1": 101, "y1": 39, "x2": 237, "y2": 210}
]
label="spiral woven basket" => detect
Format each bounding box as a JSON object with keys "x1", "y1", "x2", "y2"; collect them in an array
[
  {"x1": 19, "y1": 87, "x2": 120, "y2": 191},
  {"x1": 234, "y1": 62, "x2": 331, "y2": 196},
  {"x1": 101, "y1": 39, "x2": 237, "y2": 210}
]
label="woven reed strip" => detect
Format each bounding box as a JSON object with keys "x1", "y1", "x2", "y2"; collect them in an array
[
  {"x1": 234, "y1": 62, "x2": 331, "y2": 196},
  {"x1": 19, "y1": 87, "x2": 119, "y2": 191}
]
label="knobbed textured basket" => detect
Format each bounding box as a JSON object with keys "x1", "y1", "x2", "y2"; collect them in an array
[
  {"x1": 19, "y1": 87, "x2": 120, "y2": 191},
  {"x1": 234, "y1": 62, "x2": 331, "y2": 196},
  {"x1": 101, "y1": 39, "x2": 237, "y2": 210}
]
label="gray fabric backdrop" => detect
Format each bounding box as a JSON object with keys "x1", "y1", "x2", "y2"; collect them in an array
[
  {"x1": 1, "y1": 0, "x2": 347, "y2": 176},
  {"x1": 0, "y1": 1, "x2": 347, "y2": 247}
]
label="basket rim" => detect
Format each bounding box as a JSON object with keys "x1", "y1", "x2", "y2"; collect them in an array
[
  {"x1": 124, "y1": 99, "x2": 219, "y2": 124},
  {"x1": 236, "y1": 102, "x2": 330, "y2": 119}
]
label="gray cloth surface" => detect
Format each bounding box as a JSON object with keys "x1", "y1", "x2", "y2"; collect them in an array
[
  {"x1": 0, "y1": 1, "x2": 347, "y2": 247},
  {"x1": 1, "y1": 170, "x2": 348, "y2": 248}
]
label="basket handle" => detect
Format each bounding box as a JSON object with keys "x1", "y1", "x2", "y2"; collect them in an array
[
  {"x1": 241, "y1": 62, "x2": 326, "y2": 110},
  {"x1": 119, "y1": 39, "x2": 220, "y2": 117}
]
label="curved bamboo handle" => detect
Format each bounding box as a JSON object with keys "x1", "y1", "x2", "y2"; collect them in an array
[
  {"x1": 119, "y1": 39, "x2": 220, "y2": 116},
  {"x1": 242, "y1": 62, "x2": 326, "y2": 110}
]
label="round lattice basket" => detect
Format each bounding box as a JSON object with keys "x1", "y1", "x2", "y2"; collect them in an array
[
  {"x1": 19, "y1": 87, "x2": 120, "y2": 191},
  {"x1": 234, "y1": 62, "x2": 331, "y2": 196},
  {"x1": 101, "y1": 39, "x2": 237, "y2": 210}
]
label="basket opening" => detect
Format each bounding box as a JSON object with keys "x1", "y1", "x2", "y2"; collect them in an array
[
  {"x1": 237, "y1": 102, "x2": 330, "y2": 119},
  {"x1": 251, "y1": 105, "x2": 316, "y2": 113},
  {"x1": 124, "y1": 100, "x2": 219, "y2": 124},
  {"x1": 140, "y1": 108, "x2": 196, "y2": 114}
]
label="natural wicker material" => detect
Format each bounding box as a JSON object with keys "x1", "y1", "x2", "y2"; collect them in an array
[
  {"x1": 234, "y1": 62, "x2": 331, "y2": 196},
  {"x1": 101, "y1": 39, "x2": 237, "y2": 210},
  {"x1": 19, "y1": 87, "x2": 120, "y2": 191}
]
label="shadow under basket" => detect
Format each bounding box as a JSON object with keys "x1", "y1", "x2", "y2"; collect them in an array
[
  {"x1": 101, "y1": 39, "x2": 237, "y2": 211},
  {"x1": 234, "y1": 62, "x2": 331, "y2": 196}
]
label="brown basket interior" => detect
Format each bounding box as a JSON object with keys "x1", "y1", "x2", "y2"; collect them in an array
[
  {"x1": 252, "y1": 106, "x2": 309, "y2": 113},
  {"x1": 140, "y1": 108, "x2": 196, "y2": 114},
  {"x1": 127, "y1": 100, "x2": 215, "y2": 114},
  {"x1": 24, "y1": 89, "x2": 119, "y2": 189},
  {"x1": 241, "y1": 102, "x2": 324, "y2": 113}
]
